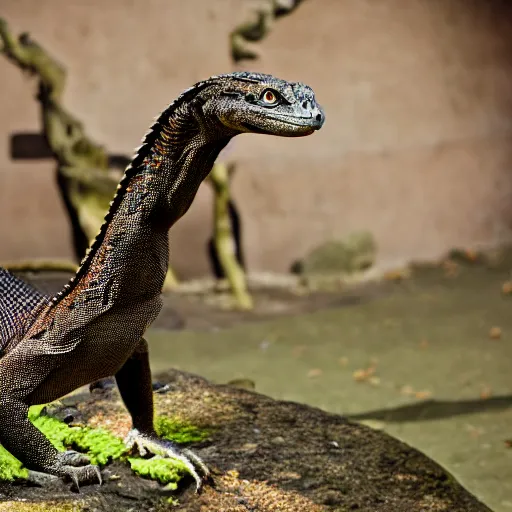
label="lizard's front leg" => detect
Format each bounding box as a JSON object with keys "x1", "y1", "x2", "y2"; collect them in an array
[
  {"x1": 0, "y1": 349, "x2": 101, "y2": 489},
  {"x1": 115, "y1": 338, "x2": 210, "y2": 491}
]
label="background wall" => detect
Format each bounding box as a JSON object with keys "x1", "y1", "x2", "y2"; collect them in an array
[{"x1": 1, "y1": 0, "x2": 512, "y2": 277}]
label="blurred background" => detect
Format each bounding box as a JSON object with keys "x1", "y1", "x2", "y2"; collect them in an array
[
  {"x1": 2, "y1": 0, "x2": 512, "y2": 276},
  {"x1": 1, "y1": 0, "x2": 512, "y2": 510}
]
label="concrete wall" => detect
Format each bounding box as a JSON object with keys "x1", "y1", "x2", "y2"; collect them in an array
[{"x1": 1, "y1": 0, "x2": 512, "y2": 277}]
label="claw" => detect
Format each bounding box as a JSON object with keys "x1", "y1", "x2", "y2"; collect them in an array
[
  {"x1": 66, "y1": 464, "x2": 103, "y2": 491},
  {"x1": 58, "y1": 463, "x2": 102, "y2": 491},
  {"x1": 124, "y1": 428, "x2": 209, "y2": 492},
  {"x1": 182, "y1": 448, "x2": 210, "y2": 480},
  {"x1": 94, "y1": 465, "x2": 103, "y2": 486},
  {"x1": 69, "y1": 472, "x2": 80, "y2": 492},
  {"x1": 26, "y1": 453, "x2": 101, "y2": 490}
]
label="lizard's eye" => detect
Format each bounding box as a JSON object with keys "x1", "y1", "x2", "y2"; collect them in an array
[{"x1": 261, "y1": 89, "x2": 279, "y2": 105}]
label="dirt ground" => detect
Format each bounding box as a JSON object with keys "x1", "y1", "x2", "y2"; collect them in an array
[{"x1": 21, "y1": 258, "x2": 512, "y2": 511}]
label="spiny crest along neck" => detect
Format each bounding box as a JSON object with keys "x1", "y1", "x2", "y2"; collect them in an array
[{"x1": 50, "y1": 75, "x2": 229, "y2": 306}]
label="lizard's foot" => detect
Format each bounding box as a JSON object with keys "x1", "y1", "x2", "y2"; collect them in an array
[
  {"x1": 27, "y1": 451, "x2": 101, "y2": 489},
  {"x1": 50, "y1": 451, "x2": 102, "y2": 490},
  {"x1": 59, "y1": 463, "x2": 102, "y2": 491},
  {"x1": 27, "y1": 463, "x2": 102, "y2": 491},
  {"x1": 124, "y1": 428, "x2": 210, "y2": 492}
]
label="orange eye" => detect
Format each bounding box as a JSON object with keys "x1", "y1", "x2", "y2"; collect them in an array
[{"x1": 262, "y1": 90, "x2": 278, "y2": 104}]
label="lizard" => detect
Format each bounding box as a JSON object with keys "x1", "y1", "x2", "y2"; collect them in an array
[{"x1": 0, "y1": 71, "x2": 324, "y2": 491}]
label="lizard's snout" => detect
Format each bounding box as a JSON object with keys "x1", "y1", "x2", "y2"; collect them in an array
[
  {"x1": 312, "y1": 104, "x2": 325, "y2": 130},
  {"x1": 297, "y1": 97, "x2": 325, "y2": 131}
]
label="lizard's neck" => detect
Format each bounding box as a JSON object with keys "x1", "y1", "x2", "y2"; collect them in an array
[{"x1": 52, "y1": 93, "x2": 231, "y2": 314}]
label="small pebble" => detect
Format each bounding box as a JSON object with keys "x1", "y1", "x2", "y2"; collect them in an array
[
  {"x1": 240, "y1": 443, "x2": 258, "y2": 454},
  {"x1": 502, "y1": 282, "x2": 512, "y2": 295},
  {"x1": 489, "y1": 326, "x2": 502, "y2": 340}
]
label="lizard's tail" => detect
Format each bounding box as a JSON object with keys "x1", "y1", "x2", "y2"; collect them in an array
[{"x1": 0, "y1": 267, "x2": 47, "y2": 351}]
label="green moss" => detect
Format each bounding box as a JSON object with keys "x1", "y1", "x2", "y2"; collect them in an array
[
  {"x1": 155, "y1": 415, "x2": 210, "y2": 444},
  {"x1": 0, "y1": 406, "x2": 209, "y2": 489},
  {"x1": 127, "y1": 457, "x2": 187, "y2": 486},
  {"x1": 64, "y1": 426, "x2": 127, "y2": 466},
  {"x1": 0, "y1": 445, "x2": 29, "y2": 481},
  {"x1": 27, "y1": 405, "x2": 128, "y2": 466},
  {"x1": 31, "y1": 416, "x2": 76, "y2": 452}
]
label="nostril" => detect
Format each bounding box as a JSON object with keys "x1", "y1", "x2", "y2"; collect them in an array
[
  {"x1": 302, "y1": 101, "x2": 308, "y2": 109},
  {"x1": 316, "y1": 113, "x2": 322, "y2": 122}
]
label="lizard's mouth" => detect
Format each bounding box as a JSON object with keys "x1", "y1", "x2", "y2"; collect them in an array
[
  {"x1": 241, "y1": 122, "x2": 269, "y2": 134},
  {"x1": 241, "y1": 116, "x2": 319, "y2": 136}
]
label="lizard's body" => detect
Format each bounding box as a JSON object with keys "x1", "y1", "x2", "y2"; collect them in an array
[{"x1": 0, "y1": 72, "x2": 324, "y2": 489}]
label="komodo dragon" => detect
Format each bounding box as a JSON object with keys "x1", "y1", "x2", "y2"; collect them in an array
[{"x1": 0, "y1": 72, "x2": 324, "y2": 490}]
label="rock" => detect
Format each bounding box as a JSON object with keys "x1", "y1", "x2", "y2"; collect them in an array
[
  {"x1": 225, "y1": 378, "x2": 256, "y2": 390},
  {"x1": 0, "y1": 369, "x2": 491, "y2": 512},
  {"x1": 89, "y1": 377, "x2": 117, "y2": 393},
  {"x1": 447, "y1": 248, "x2": 482, "y2": 265},
  {"x1": 40, "y1": 402, "x2": 83, "y2": 425},
  {"x1": 442, "y1": 245, "x2": 512, "y2": 270},
  {"x1": 297, "y1": 231, "x2": 377, "y2": 276}
]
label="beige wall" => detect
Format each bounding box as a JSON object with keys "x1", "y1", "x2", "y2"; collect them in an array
[{"x1": 1, "y1": 0, "x2": 512, "y2": 277}]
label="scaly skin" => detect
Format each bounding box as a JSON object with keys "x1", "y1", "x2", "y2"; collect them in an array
[{"x1": 0, "y1": 72, "x2": 324, "y2": 490}]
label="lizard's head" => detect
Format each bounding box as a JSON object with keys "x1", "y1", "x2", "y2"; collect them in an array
[{"x1": 199, "y1": 71, "x2": 325, "y2": 137}]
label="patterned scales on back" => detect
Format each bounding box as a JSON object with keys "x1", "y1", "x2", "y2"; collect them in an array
[
  {"x1": 0, "y1": 72, "x2": 324, "y2": 490},
  {"x1": 0, "y1": 268, "x2": 47, "y2": 352}
]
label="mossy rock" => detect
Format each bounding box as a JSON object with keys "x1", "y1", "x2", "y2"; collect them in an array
[
  {"x1": 297, "y1": 231, "x2": 377, "y2": 276},
  {"x1": 0, "y1": 400, "x2": 210, "y2": 501},
  {"x1": 0, "y1": 370, "x2": 491, "y2": 511}
]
